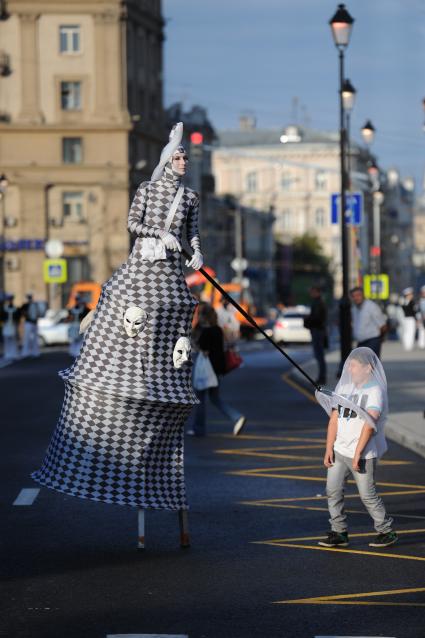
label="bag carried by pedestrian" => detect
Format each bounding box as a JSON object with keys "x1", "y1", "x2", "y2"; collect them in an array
[
  {"x1": 224, "y1": 348, "x2": 243, "y2": 374},
  {"x1": 193, "y1": 352, "x2": 218, "y2": 390}
]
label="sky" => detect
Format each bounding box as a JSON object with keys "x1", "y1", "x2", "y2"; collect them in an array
[{"x1": 163, "y1": 0, "x2": 425, "y2": 190}]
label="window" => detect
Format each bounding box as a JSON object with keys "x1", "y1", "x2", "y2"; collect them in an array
[
  {"x1": 246, "y1": 171, "x2": 257, "y2": 193},
  {"x1": 60, "y1": 81, "x2": 81, "y2": 110},
  {"x1": 281, "y1": 209, "x2": 292, "y2": 230},
  {"x1": 315, "y1": 207, "x2": 325, "y2": 228},
  {"x1": 63, "y1": 192, "x2": 84, "y2": 222},
  {"x1": 59, "y1": 25, "x2": 81, "y2": 54},
  {"x1": 281, "y1": 172, "x2": 293, "y2": 191},
  {"x1": 62, "y1": 137, "x2": 82, "y2": 164},
  {"x1": 315, "y1": 170, "x2": 327, "y2": 191}
]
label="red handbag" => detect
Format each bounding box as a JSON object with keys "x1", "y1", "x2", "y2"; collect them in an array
[{"x1": 225, "y1": 348, "x2": 243, "y2": 373}]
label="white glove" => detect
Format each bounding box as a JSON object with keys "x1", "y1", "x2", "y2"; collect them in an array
[
  {"x1": 160, "y1": 231, "x2": 181, "y2": 252},
  {"x1": 185, "y1": 250, "x2": 203, "y2": 270}
]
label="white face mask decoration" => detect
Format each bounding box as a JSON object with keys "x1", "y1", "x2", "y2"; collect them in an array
[
  {"x1": 173, "y1": 336, "x2": 191, "y2": 369},
  {"x1": 123, "y1": 306, "x2": 147, "y2": 338}
]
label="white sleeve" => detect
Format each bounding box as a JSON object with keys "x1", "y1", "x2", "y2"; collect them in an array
[{"x1": 365, "y1": 386, "x2": 382, "y2": 415}]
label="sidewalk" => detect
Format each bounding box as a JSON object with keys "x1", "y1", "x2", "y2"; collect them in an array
[{"x1": 288, "y1": 340, "x2": 425, "y2": 459}]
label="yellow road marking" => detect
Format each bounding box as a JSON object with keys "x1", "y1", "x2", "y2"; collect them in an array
[
  {"x1": 218, "y1": 444, "x2": 324, "y2": 453},
  {"x1": 239, "y1": 501, "x2": 425, "y2": 520},
  {"x1": 216, "y1": 433, "x2": 323, "y2": 441},
  {"x1": 256, "y1": 527, "x2": 425, "y2": 543},
  {"x1": 225, "y1": 453, "x2": 321, "y2": 462},
  {"x1": 227, "y1": 467, "x2": 425, "y2": 490},
  {"x1": 241, "y1": 489, "x2": 425, "y2": 504},
  {"x1": 259, "y1": 541, "x2": 425, "y2": 563},
  {"x1": 275, "y1": 586, "x2": 425, "y2": 606},
  {"x1": 241, "y1": 499, "x2": 425, "y2": 521},
  {"x1": 281, "y1": 372, "x2": 317, "y2": 403}
]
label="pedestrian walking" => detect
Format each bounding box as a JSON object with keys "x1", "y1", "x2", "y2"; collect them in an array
[
  {"x1": 400, "y1": 287, "x2": 418, "y2": 351},
  {"x1": 304, "y1": 285, "x2": 327, "y2": 385},
  {"x1": 350, "y1": 286, "x2": 387, "y2": 358},
  {"x1": 418, "y1": 286, "x2": 425, "y2": 350},
  {"x1": 1, "y1": 294, "x2": 20, "y2": 361},
  {"x1": 317, "y1": 347, "x2": 397, "y2": 549},
  {"x1": 188, "y1": 304, "x2": 246, "y2": 437},
  {"x1": 67, "y1": 294, "x2": 90, "y2": 357},
  {"x1": 20, "y1": 293, "x2": 41, "y2": 358},
  {"x1": 216, "y1": 297, "x2": 240, "y2": 347}
]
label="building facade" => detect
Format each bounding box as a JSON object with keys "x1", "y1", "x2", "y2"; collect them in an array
[
  {"x1": 0, "y1": 0, "x2": 165, "y2": 305},
  {"x1": 213, "y1": 121, "x2": 374, "y2": 298}
]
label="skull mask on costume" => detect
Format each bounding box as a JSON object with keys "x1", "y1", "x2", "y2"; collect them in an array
[
  {"x1": 173, "y1": 336, "x2": 191, "y2": 369},
  {"x1": 123, "y1": 306, "x2": 147, "y2": 338}
]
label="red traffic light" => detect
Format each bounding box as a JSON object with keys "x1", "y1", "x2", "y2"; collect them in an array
[{"x1": 190, "y1": 132, "x2": 203, "y2": 145}]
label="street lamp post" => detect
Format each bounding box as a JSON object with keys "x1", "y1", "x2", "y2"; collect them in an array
[
  {"x1": 0, "y1": 172, "x2": 9, "y2": 294},
  {"x1": 329, "y1": 3, "x2": 354, "y2": 367},
  {"x1": 342, "y1": 79, "x2": 357, "y2": 287}
]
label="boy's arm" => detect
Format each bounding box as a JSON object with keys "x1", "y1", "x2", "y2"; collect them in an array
[
  {"x1": 324, "y1": 409, "x2": 338, "y2": 467},
  {"x1": 352, "y1": 409, "x2": 379, "y2": 471}
]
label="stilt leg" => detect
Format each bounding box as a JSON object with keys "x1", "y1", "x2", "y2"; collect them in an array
[
  {"x1": 179, "y1": 509, "x2": 190, "y2": 548},
  {"x1": 137, "y1": 509, "x2": 145, "y2": 550}
]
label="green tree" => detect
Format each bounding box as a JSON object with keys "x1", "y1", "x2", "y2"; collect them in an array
[{"x1": 291, "y1": 232, "x2": 334, "y2": 304}]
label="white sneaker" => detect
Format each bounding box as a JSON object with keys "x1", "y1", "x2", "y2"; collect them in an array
[{"x1": 233, "y1": 416, "x2": 247, "y2": 436}]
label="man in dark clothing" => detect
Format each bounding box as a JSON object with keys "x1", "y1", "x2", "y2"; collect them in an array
[{"x1": 304, "y1": 286, "x2": 328, "y2": 385}]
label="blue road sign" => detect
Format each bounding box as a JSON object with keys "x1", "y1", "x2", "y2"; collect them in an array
[{"x1": 331, "y1": 192, "x2": 363, "y2": 226}]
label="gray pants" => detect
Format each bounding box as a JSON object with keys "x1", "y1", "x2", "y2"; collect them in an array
[{"x1": 326, "y1": 451, "x2": 393, "y2": 534}]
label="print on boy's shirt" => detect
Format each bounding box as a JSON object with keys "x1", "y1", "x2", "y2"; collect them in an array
[{"x1": 338, "y1": 392, "x2": 369, "y2": 419}]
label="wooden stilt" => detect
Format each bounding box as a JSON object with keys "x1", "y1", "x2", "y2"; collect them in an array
[
  {"x1": 137, "y1": 509, "x2": 145, "y2": 550},
  {"x1": 178, "y1": 509, "x2": 190, "y2": 548}
]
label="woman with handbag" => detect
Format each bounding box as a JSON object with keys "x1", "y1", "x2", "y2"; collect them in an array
[{"x1": 188, "y1": 304, "x2": 246, "y2": 437}]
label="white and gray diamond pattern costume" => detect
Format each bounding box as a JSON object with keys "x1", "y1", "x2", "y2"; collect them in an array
[{"x1": 32, "y1": 162, "x2": 200, "y2": 511}]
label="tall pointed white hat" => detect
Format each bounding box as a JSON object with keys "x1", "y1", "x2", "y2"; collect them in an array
[{"x1": 151, "y1": 122, "x2": 184, "y2": 182}]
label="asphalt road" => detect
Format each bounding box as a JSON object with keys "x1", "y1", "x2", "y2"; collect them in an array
[{"x1": 2, "y1": 342, "x2": 425, "y2": 638}]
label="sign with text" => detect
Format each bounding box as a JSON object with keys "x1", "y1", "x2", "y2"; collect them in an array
[
  {"x1": 331, "y1": 192, "x2": 363, "y2": 226},
  {"x1": 43, "y1": 258, "x2": 68, "y2": 284},
  {"x1": 364, "y1": 274, "x2": 389, "y2": 300}
]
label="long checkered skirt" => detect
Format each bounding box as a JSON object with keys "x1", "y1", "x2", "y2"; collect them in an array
[{"x1": 32, "y1": 382, "x2": 192, "y2": 510}]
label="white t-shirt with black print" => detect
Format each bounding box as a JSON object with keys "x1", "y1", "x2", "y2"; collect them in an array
[{"x1": 334, "y1": 382, "x2": 388, "y2": 459}]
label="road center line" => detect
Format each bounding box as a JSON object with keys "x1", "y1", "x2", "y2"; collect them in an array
[{"x1": 13, "y1": 488, "x2": 40, "y2": 506}]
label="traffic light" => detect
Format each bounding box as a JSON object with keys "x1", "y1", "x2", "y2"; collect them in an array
[{"x1": 190, "y1": 131, "x2": 203, "y2": 159}]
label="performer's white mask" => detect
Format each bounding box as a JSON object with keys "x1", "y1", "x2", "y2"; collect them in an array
[
  {"x1": 123, "y1": 306, "x2": 147, "y2": 337},
  {"x1": 173, "y1": 336, "x2": 191, "y2": 368}
]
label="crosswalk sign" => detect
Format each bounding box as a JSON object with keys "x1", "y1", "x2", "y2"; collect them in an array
[
  {"x1": 363, "y1": 274, "x2": 389, "y2": 300},
  {"x1": 43, "y1": 258, "x2": 68, "y2": 284}
]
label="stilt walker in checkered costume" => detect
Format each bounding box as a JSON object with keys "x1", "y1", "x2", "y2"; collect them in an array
[{"x1": 32, "y1": 123, "x2": 203, "y2": 546}]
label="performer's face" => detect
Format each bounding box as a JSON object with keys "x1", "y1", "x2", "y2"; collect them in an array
[
  {"x1": 123, "y1": 306, "x2": 147, "y2": 338},
  {"x1": 173, "y1": 337, "x2": 191, "y2": 368},
  {"x1": 172, "y1": 152, "x2": 189, "y2": 176}
]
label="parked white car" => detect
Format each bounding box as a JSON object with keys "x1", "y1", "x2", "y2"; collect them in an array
[
  {"x1": 272, "y1": 306, "x2": 312, "y2": 344},
  {"x1": 37, "y1": 309, "x2": 71, "y2": 346}
]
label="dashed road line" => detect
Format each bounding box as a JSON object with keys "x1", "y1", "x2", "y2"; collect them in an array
[
  {"x1": 106, "y1": 635, "x2": 188, "y2": 638},
  {"x1": 13, "y1": 488, "x2": 40, "y2": 506}
]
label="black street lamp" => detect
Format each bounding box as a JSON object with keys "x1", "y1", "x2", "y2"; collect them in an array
[
  {"x1": 361, "y1": 120, "x2": 376, "y2": 145},
  {"x1": 329, "y1": 3, "x2": 354, "y2": 368}
]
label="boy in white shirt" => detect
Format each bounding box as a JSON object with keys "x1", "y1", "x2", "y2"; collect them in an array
[{"x1": 317, "y1": 348, "x2": 397, "y2": 548}]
